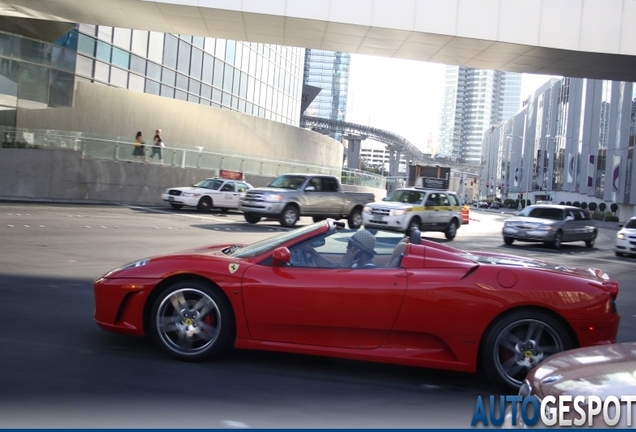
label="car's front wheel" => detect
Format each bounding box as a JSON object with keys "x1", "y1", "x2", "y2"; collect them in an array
[
  {"x1": 150, "y1": 281, "x2": 234, "y2": 361},
  {"x1": 348, "y1": 208, "x2": 363, "y2": 229},
  {"x1": 585, "y1": 231, "x2": 597, "y2": 248},
  {"x1": 279, "y1": 205, "x2": 299, "y2": 228},
  {"x1": 503, "y1": 236, "x2": 514, "y2": 245},
  {"x1": 480, "y1": 310, "x2": 573, "y2": 391},
  {"x1": 550, "y1": 230, "x2": 563, "y2": 249},
  {"x1": 244, "y1": 213, "x2": 261, "y2": 224},
  {"x1": 197, "y1": 196, "x2": 212, "y2": 212}
]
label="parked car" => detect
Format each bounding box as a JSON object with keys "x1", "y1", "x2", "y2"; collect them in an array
[
  {"x1": 478, "y1": 201, "x2": 489, "y2": 208},
  {"x1": 93, "y1": 219, "x2": 619, "y2": 390},
  {"x1": 162, "y1": 178, "x2": 252, "y2": 212},
  {"x1": 502, "y1": 204, "x2": 598, "y2": 249},
  {"x1": 238, "y1": 173, "x2": 375, "y2": 228},
  {"x1": 489, "y1": 202, "x2": 500, "y2": 209},
  {"x1": 362, "y1": 188, "x2": 463, "y2": 239},
  {"x1": 509, "y1": 342, "x2": 636, "y2": 427},
  {"x1": 615, "y1": 216, "x2": 636, "y2": 257}
]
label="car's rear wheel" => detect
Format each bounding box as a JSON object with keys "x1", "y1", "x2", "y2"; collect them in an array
[
  {"x1": 408, "y1": 217, "x2": 421, "y2": 234},
  {"x1": 585, "y1": 231, "x2": 597, "y2": 248},
  {"x1": 244, "y1": 213, "x2": 261, "y2": 224},
  {"x1": 348, "y1": 208, "x2": 363, "y2": 229},
  {"x1": 503, "y1": 236, "x2": 514, "y2": 245},
  {"x1": 150, "y1": 280, "x2": 234, "y2": 361},
  {"x1": 170, "y1": 203, "x2": 183, "y2": 210},
  {"x1": 550, "y1": 230, "x2": 563, "y2": 249},
  {"x1": 480, "y1": 310, "x2": 573, "y2": 391},
  {"x1": 197, "y1": 196, "x2": 212, "y2": 212},
  {"x1": 444, "y1": 220, "x2": 458, "y2": 240},
  {"x1": 279, "y1": 205, "x2": 299, "y2": 228}
]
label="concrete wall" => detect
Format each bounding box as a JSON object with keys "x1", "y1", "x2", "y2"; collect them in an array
[
  {"x1": 0, "y1": 148, "x2": 383, "y2": 206},
  {"x1": 16, "y1": 82, "x2": 342, "y2": 168}
]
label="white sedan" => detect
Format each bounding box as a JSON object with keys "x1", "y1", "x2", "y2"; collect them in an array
[
  {"x1": 616, "y1": 216, "x2": 636, "y2": 256},
  {"x1": 162, "y1": 178, "x2": 252, "y2": 212}
]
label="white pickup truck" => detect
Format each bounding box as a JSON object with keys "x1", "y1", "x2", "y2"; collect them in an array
[{"x1": 238, "y1": 173, "x2": 375, "y2": 228}]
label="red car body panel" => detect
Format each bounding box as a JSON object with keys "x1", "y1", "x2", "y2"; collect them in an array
[{"x1": 93, "y1": 222, "x2": 620, "y2": 375}]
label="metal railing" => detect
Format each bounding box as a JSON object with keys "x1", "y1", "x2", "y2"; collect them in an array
[{"x1": 0, "y1": 126, "x2": 386, "y2": 189}]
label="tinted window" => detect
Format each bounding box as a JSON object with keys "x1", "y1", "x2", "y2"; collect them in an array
[
  {"x1": 321, "y1": 177, "x2": 339, "y2": 192},
  {"x1": 625, "y1": 219, "x2": 636, "y2": 229},
  {"x1": 527, "y1": 208, "x2": 564, "y2": 220},
  {"x1": 220, "y1": 182, "x2": 235, "y2": 192},
  {"x1": 448, "y1": 194, "x2": 460, "y2": 206}
]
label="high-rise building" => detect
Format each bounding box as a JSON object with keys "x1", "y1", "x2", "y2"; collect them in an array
[
  {"x1": 302, "y1": 49, "x2": 350, "y2": 141},
  {"x1": 438, "y1": 66, "x2": 521, "y2": 165},
  {"x1": 0, "y1": 24, "x2": 305, "y2": 128}
]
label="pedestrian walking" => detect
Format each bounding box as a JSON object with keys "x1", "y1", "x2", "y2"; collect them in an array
[
  {"x1": 150, "y1": 129, "x2": 164, "y2": 164},
  {"x1": 132, "y1": 131, "x2": 146, "y2": 163}
]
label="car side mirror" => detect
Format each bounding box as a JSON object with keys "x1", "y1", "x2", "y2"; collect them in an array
[
  {"x1": 272, "y1": 247, "x2": 291, "y2": 266},
  {"x1": 305, "y1": 186, "x2": 316, "y2": 191}
]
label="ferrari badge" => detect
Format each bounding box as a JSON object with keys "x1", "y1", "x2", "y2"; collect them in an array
[{"x1": 228, "y1": 263, "x2": 239, "y2": 274}]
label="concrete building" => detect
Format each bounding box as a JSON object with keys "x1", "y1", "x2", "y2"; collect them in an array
[
  {"x1": 438, "y1": 66, "x2": 521, "y2": 165},
  {"x1": 482, "y1": 78, "x2": 636, "y2": 221}
]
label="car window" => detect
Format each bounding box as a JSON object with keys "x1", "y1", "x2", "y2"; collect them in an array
[
  {"x1": 236, "y1": 182, "x2": 249, "y2": 192},
  {"x1": 527, "y1": 208, "x2": 564, "y2": 220},
  {"x1": 322, "y1": 177, "x2": 339, "y2": 192},
  {"x1": 426, "y1": 193, "x2": 440, "y2": 206},
  {"x1": 269, "y1": 175, "x2": 306, "y2": 190},
  {"x1": 438, "y1": 194, "x2": 450, "y2": 206},
  {"x1": 625, "y1": 219, "x2": 636, "y2": 229},
  {"x1": 308, "y1": 178, "x2": 321, "y2": 191},
  {"x1": 448, "y1": 194, "x2": 460, "y2": 206},
  {"x1": 221, "y1": 182, "x2": 235, "y2": 192}
]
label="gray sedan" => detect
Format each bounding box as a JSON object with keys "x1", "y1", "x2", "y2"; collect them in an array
[{"x1": 502, "y1": 204, "x2": 597, "y2": 249}]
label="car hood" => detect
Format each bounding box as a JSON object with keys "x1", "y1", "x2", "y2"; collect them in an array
[
  {"x1": 527, "y1": 342, "x2": 636, "y2": 399},
  {"x1": 247, "y1": 187, "x2": 295, "y2": 193},
  {"x1": 369, "y1": 201, "x2": 415, "y2": 209},
  {"x1": 167, "y1": 186, "x2": 209, "y2": 192}
]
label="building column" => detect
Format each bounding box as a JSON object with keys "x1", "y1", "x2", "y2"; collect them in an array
[{"x1": 389, "y1": 149, "x2": 401, "y2": 177}]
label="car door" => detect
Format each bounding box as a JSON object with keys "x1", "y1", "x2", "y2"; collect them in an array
[
  {"x1": 219, "y1": 181, "x2": 239, "y2": 208},
  {"x1": 303, "y1": 176, "x2": 341, "y2": 215},
  {"x1": 241, "y1": 265, "x2": 408, "y2": 349},
  {"x1": 561, "y1": 208, "x2": 577, "y2": 240},
  {"x1": 422, "y1": 192, "x2": 441, "y2": 229}
]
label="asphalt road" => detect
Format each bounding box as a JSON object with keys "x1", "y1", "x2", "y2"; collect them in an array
[{"x1": 0, "y1": 202, "x2": 633, "y2": 428}]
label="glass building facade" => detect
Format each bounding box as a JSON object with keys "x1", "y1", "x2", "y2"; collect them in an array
[
  {"x1": 0, "y1": 24, "x2": 305, "y2": 127},
  {"x1": 303, "y1": 49, "x2": 350, "y2": 141},
  {"x1": 438, "y1": 66, "x2": 521, "y2": 165},
  {"x1": 482, "y1": 77, "x2": 636, "y2": 218}
]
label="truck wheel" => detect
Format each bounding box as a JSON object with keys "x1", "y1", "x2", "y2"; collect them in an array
[
  {"x1": 279, "y1": 205, "x2": 299, "y2": 228},
  {"x1": 244, "y1": 213, "x2": 261, "y2": 224},
  {"x1": 444, "y1": 220, "x2": 458, "y2": 240},
  {"x1": 347, "y1": 208, "x2": 363, "y2": 229}
]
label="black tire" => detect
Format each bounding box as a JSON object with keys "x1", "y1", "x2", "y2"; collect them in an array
[
  {"x1": 244, "y1": 213, "x2": 261, "y2": 224},
  {"x1": 444, "y1": 220, "x2": 458, "y2": 240},
  {"x1": 279, "y1": 205, "x2": 299, "y2": 228},
  {"x1": 408, "y1": 217, "x2": 421, "y2": 234},
  {"x1": 170, "y1": 203, "x2": 183, "y2": 210},
  {"x1": 550, "y1": 230, "x2": 563, "y2": 249},
  {"x1": 616, "y1": 251, "x2": 624, "y2": 257},
  {"x1": 480, "y1": 310, "x2": 573, "y2": 391},
  {"x1": 197, "y1": 196, "x2": 212, "y2": 212},
  {"x1": 347, "y1": 208, "x2": 363, "y2": 229},
  {"x1": 503, "y1": 236, "x2": 514, "y2": 245},
  {"x1": 585, "y1": 231, "x2": 597, "y2": 248},
  {"x1": 150, "y1": 280, "x2": 234, "y2": 362}
]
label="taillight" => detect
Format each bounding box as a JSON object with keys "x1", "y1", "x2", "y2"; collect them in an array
[{"x1": 602, "y1": 280, "x2": 619, "y2": 300}]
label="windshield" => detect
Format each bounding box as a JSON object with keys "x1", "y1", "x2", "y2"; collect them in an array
[
  {"x1": 385, "y1": 190, "x2": 424, "y2": 204},
  {"x1": 230, "y1": 222, "x2": 328, "y2": 258},
  {"x1": 268, "y1": 175, "x2": 307, "y2": 190},
  {"x1": 625, "y1": 219, "x2": 636, "y2": 229},
  {"x1": 193, "y1": 179, "x2": 224, "y2": 190}
]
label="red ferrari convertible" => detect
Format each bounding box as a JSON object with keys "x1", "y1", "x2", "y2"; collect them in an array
[{"x1": 94, "y1": 219, "x2": 619, "y2": 390}]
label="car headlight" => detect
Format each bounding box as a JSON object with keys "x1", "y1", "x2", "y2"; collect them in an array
[
  {"x1": 392, "y1": 209, "x2": 406, "y2": 216},
  {"x1": 120, "y1": 258, "x2": 150, "y2": 270},
  {"x1": 265, "y1": 194, "x2": 284, "y2": 202},
  {"x1": 537, "y1": 225, "x2": 554, "y2": 231},
  {"x1": 182, "y1": 192, "x2": 201, "y2": 197},
  {"x1": 617, "y1": 231, "x2": 625, "y2": 240},
  {"x1": 363, "y1": 206, "x2": 372, "y2": 213}
]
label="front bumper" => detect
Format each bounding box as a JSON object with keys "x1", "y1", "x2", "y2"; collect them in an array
[
  {"x1": 616, "y1": 237, "x2": 636, "y2": 255},
  {"x1": 502, "y1": 226, "x2": 555, "y2": 242},
  {"x1": 93, "y1": 276, "x2": 161, "y2": 336},
  {"x1": 239, "y1": 201, "x2": 286, "y2": 216},
  {"x1": 161, "y1": 193, "x2": 199, "y2": 207},
  {"x1": 362, "y1": 213, "x2": 409, "y2": 231}
]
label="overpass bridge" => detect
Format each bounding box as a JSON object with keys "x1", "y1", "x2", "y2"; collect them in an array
[{"x1": 300, "y1": 115, "x2": 479, "y2": 177}]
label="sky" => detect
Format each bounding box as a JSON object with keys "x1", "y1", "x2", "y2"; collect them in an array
[{"x1": 345, "y1": 54, "x2": 560, "y2": 152}]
